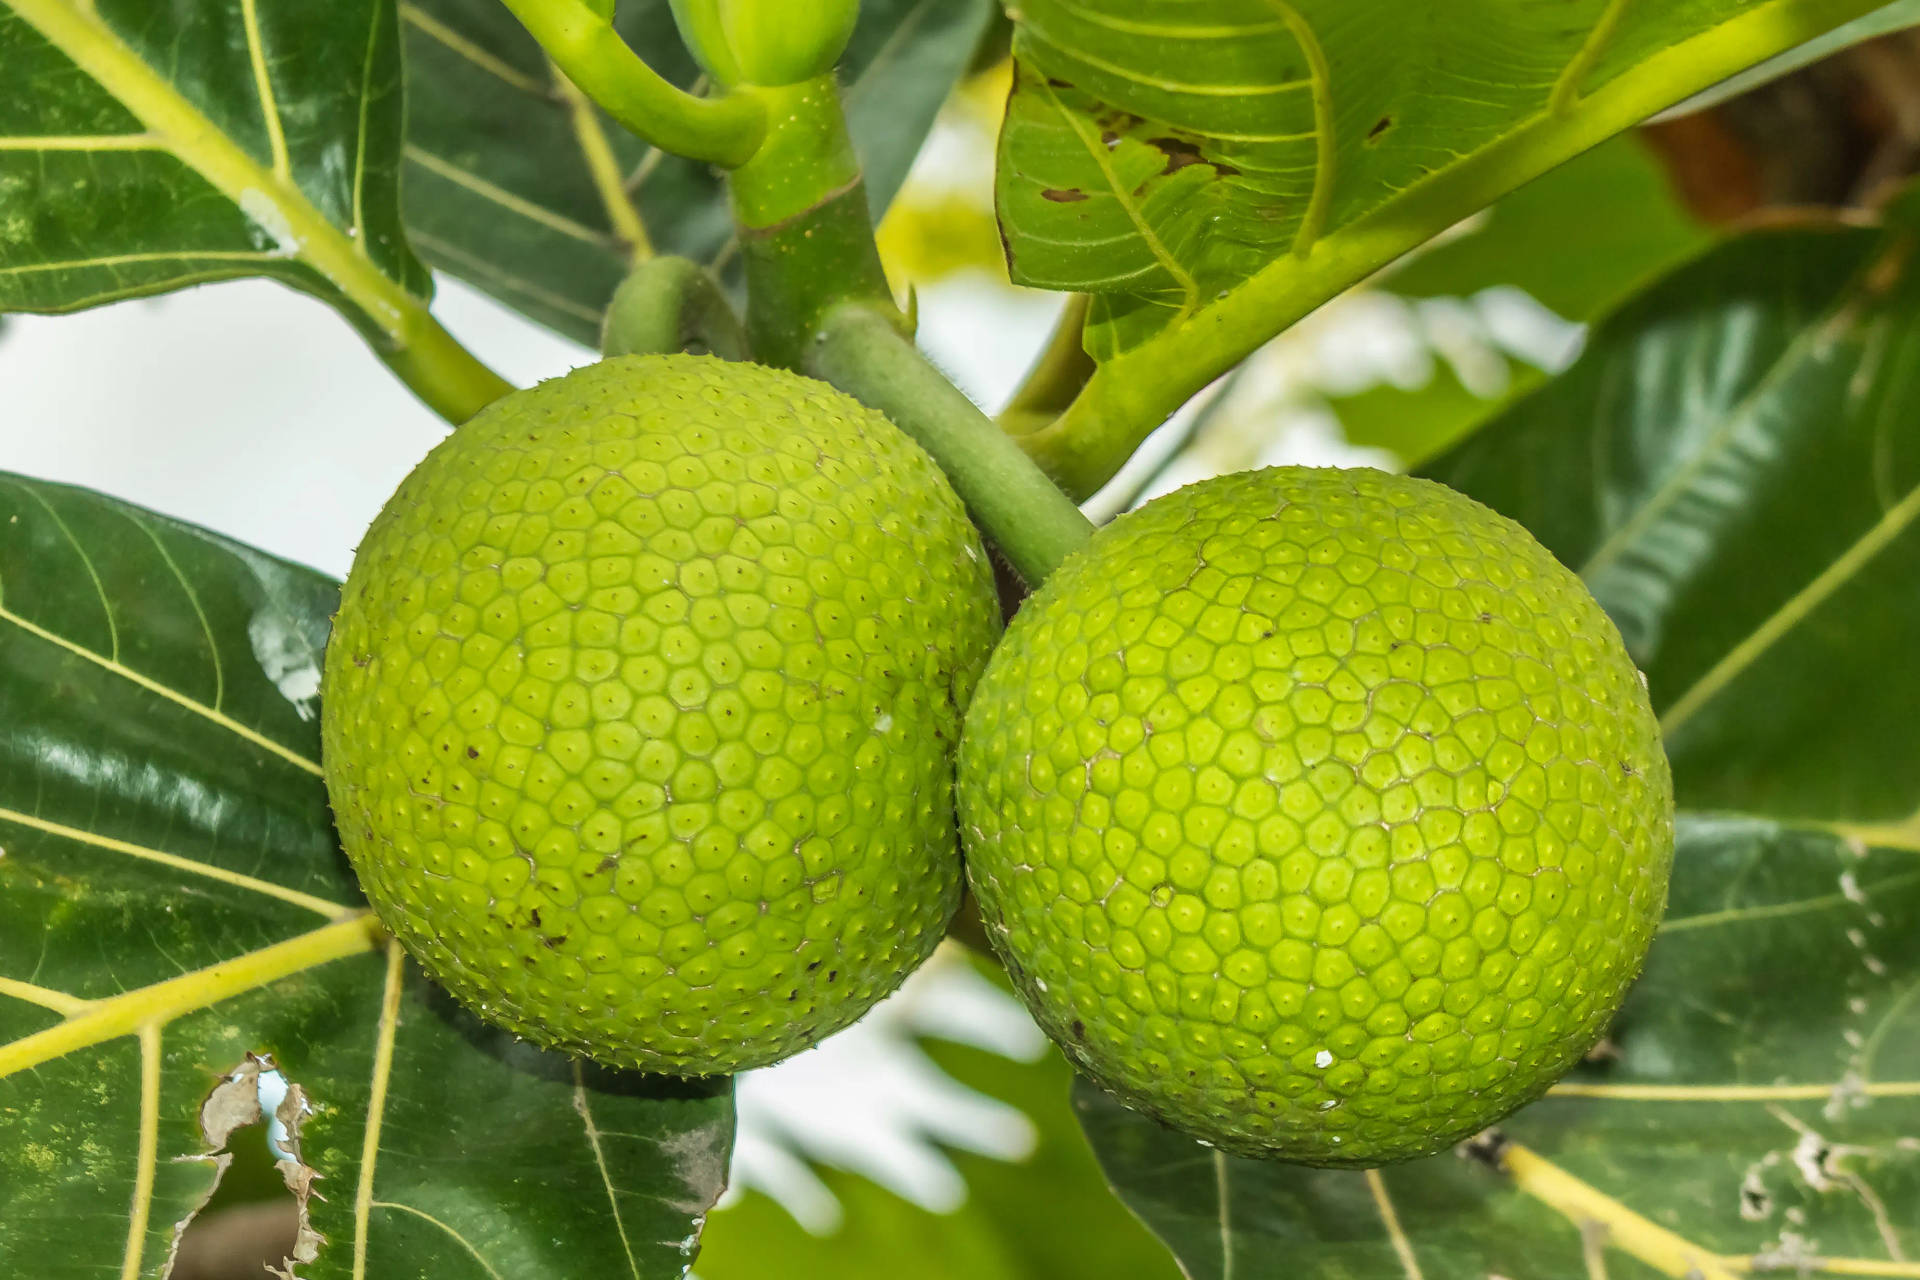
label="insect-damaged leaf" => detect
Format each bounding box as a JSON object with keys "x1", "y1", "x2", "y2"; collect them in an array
[
  {"x1": 0, "y1": 474, "x2": 732, "y2": 1279},
  {"x1": 994, "y1": 0, "x2": 1892, "y2": 498}
]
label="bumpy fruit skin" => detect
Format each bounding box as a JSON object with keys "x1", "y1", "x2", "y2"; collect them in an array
[
  {"x1": 959, "y1": 467, "x2": 1672, "y2": 1165},
  {"x1": 323, "y1": 354, "x2": 999, "y2": 1074}
]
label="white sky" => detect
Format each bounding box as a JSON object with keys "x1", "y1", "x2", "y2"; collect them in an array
[{"x1": 0, "y1": 271, "x2": 1062, "y2": 579}]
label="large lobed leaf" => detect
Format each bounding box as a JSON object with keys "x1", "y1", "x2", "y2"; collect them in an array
[
  {"x1": 0, "y1": 475, "x2": 731, "y2": 1279},
  {"x1": 1076, "y1": 201, "x2": 1920, "y2": 1278},
  {"x1": 399, "y1": 0, "x2": 994, "y2": 346},
  {"x1": 994, "y1": 0, "x2": 1891, "y2": 497}
]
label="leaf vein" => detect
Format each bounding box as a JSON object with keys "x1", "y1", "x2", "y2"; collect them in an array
[
  {"x1": 130, "y1": 512, "x2": 224, "y2": 712},
  {"x1": 353, "y1": 942, "x2": 406, "y2": 1280},
  {"x1": 0, "y1": 603, "x2": 324, "y2": 776},
  {"x1": 238, "y1": 0, "x2": 290, "y2": 180},
  {"x1": 1034, "y1": 77, "x2": 1198, "y2": 306},
  {"x1": 0, "y1": 914, "x2": 381, "y2": 1080},
  {"x1": 368, "y1": 1202, "x2": 507, "y2": 1280},
  {"x1": 574, "y1": 1060, "x2": 643, "y2": 1280},
  {"x1": 399, "y1": 3, "x2": 549, "y2": 96},
  {"x1": 1661, "y1": 477, "x2": 1920, "y2": 735},
  {"x1": 405, "y1": 144, "x2": 619, "y2": 248},
  {"x1": 1365, "y1": 1167, "x2": 1424, "y2": 1280},
  {"x1": 0, "y1": 805, "x2": 347, "y2": 917},
  {"x1": 119, "y1": 1024, "x2": 162, "y2": 1280},
  {"x1": 1254, "y1": 0, "x2": 1335, "y2": 255},
  {"x1": 1553, "y1": 0, "x2": 1634, "y2": 115}
]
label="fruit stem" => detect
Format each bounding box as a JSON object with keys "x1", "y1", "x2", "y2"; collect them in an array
[
  {"x1": 719, "y1": 64, "x2": 1090, "y2": 583},
  {"x1": 499, "y1": 0, "x2": 765, "y2": 167},
  {"x1": 600, "y1": 256, "x2": 750, "y2": 360},
  {"x1": 810, "y1": 303, "x2": 1095, "y2": 585}
]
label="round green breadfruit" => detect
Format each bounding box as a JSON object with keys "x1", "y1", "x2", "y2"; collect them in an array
[
  {"x1": 959, "y1": 467, "x2": 1673, "y2": 1165},
  {"x1": 323, "y1": 354, "x2": 1000, "y2": 1074}
]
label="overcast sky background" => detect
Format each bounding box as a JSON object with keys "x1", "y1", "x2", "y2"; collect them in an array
[{"x1": 0, "y1": 271, "x2": 1062, "y2": 580}]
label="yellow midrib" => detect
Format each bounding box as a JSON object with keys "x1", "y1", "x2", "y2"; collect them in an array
[
  {"x1": 352, "y1": 942, "x2": 406, "y2": 1280},
  {"x1": 1501, "y1": 1141, "x2": 1920, "y2": 1278},
  {"x1": 5, "y1": 0, "x2": 431, "y2": 349},
  {"x1": 0, "y1": 602, "x2": 324, "y2": 777},
  {"x1": 1037, "y1": 76, "x2": 1200, "y2": 305},
  {"x1": 0, "y1": 913, "x2": 384, "y2": 1079}
]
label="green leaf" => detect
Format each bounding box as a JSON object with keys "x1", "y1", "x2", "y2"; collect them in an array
[
  {"x1": 1382, "y1": 135, "x2": 1710, "y2": 326},
  {"x1": 0, "y1": 0, "x2": 504, "y2": 421},
  {"x1": 0, "y1": 474, "x2": 732, "y2": 1279},
  {"x1": 1425, "y1": 220, "x2": 1918, "y2": 826},
  {"x1": 994, "y1": 0, "x2": 1890, "y2": 498},
  {"x1": 1074, "y1": 196, "x2": 1920, "y2": 1280},
  {"x1": 398, "y1": 0, "x2": 992, "y2": 347}
]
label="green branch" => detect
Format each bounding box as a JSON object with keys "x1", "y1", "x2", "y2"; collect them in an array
[
  {"x1": 811, "y1": 304, "x2": 1094, "y2": 586},
  {"x1": 498, "y1": 0, "x2": 765, "y2": 167},
  {"x1": 718, "y1": 66, "x2": 1091, "y2": 584},
  {"x1": 377, "y1": 316, "x2": 515, "y2": 425},
  {"x1": 728, "y1": 75, "x2": 898, "y2": 370}
]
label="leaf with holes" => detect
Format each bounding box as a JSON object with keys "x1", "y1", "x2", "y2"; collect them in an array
[
  {"x1": 0, "y1": 474, "x2": 732, "y2": 1280},
  {"x1": 993, "y1": 0, "x2": 1891, "y2": 498},
  {"x1": 0, "y1": 0, "x2": 501, "y2": 418},
  {"x1": 398, "y1": 0, "x2": 993, "y2": 347},
  {"x1": 1074, "y1": 201, "x2": 1920, "y2": 1280}
]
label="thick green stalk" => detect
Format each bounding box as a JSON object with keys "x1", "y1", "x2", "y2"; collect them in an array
[
  {"x1": 810, "y1": 304, "x2": 1094, "y2": 586},
  {"x1": 737, "y1": 181, "x2": 899, "y2": 370},
  {"x1": 727, "y1": 69, "x2": 1090, "y2": 584},
  {"x1": 498, "y1": 0, "x2": 765, "y2": 167},
  {"x1": 729, "y1": 78, "x2": 860, "y2": 227},
  {"x1": 728, "y1": 75, "x2": 902, "y2": 372}
]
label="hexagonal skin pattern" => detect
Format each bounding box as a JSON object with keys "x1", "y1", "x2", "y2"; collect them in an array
[
  {"x1": 959, "y1": 468, "x2": 1673, "y2": 1165},
  {"x1": 324, "y1": 355, "x2": 1000, "y2": 1074}
]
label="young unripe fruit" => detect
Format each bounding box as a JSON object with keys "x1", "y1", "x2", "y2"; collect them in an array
[
  {"x1": 959, "y1": 467, "x2": 1673, "y2": 1165},
  {"x1": 323, "y1": 355, "x2": 1000, "y2": 1074}
]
